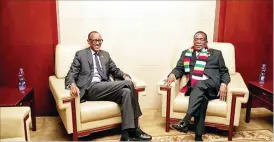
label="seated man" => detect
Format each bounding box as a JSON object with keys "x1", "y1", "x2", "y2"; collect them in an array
[
  {"x1": 65, "y1": 31, "x2": 152, "y2": 141},
  {"x1": 165, "y1": 31, "x2": 230, "y2": 141}
]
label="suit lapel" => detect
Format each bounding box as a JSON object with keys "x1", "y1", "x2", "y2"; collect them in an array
[{"x1": 86, "y1": 48, "x2": 93, "y2": 69}]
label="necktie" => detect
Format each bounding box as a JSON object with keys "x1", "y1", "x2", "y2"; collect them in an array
[
  {"x1": 94, "y1": 53, "x2": 107, "y2": 81},
  {"x1": 192, "y1": 51, "x2": 197, "y2": 60}
]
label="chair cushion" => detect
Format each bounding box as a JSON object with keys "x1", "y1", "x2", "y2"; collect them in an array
[
  {"x1": 80, "y1": 101, "x2": 121, "y2": 123},
  {"x1": 173, "y1": 94, "x2": 227, "y2": 117}
]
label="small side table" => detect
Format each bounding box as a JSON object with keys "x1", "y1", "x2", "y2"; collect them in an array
[
  {"x1": 0, "y1": 87, "x2": 36, "y2": 131},
  {"x1": 245, "y1": 81, "x2": 273, "y2": 123}
]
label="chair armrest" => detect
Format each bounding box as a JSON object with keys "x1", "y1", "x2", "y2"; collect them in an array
[
  {"x1": 225, "y1": 72, "x2": 249, "y2": 126},
  {"x1": 157, "y1": 77, "x2": 181, "y2": 117},
  {"x1": 131, "y1": 77, "x2": 146, "y2": 89},
  {"x1": 49, "y1": 76, "x2": 79, "y2": 110},
  {"x1": 0, "y1": 107, "x2": 31, "y2": 141},
  {"x1": 227, "y1": 72, "x2": 249, "y2": 103},
  {"x1": 157, "y1": 77, "x2": 180, "y2": 95},
  {"x1": 130, "y1": 77, "x2": 146, "y2": 97}
]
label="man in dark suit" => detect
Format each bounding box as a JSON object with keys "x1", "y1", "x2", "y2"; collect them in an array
[
  {"x1": 65, "y1": 31, "x2": 152, "y2": 141},
  {"x1": 165, "y1": 31, "x2": 230, "y2": 141}
]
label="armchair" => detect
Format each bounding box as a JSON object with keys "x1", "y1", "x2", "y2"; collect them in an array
[
  {"x1": 49, "y1": 44, "x2": 146, "y2": 141},
  {"x1": 157, "y1": 42, "x2": 249, "y2": 141},
  {"x1": 0, "y1": 107, "x2": 31, "y2": 141}
]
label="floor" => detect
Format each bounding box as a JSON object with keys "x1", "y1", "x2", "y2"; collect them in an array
[{"x1": 30, "y1": 107, "x2": 273, "y2": 141}]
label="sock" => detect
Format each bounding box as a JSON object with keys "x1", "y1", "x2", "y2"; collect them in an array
[
  {"x1": 124, "y1": 128, "x2": 136, "y2": 137},
  {"x1": 183, "y1": 113, "x2": 191, "y2": 124},
  {"x1": 134, "y1": 119, "x2": 139, "y2": 129},
  {"x1": 121, "y1": 130, "x2": 129, "y2": 138},
  {"x1": 195, "y1": 135, "x2": 203, "y2": 141}
]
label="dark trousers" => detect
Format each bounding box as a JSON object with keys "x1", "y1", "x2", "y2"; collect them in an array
[
  {"x1": 186, "y1": 79, "x2": 217, "y2": 135},
  {"x1": 84, "y1": 80, "x2": 142, "y2": 130}
]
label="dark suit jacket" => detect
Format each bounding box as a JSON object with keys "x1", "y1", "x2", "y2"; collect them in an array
[
  {"x1": 65, "y1": 48, "x2": 128, "y2": 98},
  {"x1": 170, "y1": 48, "x2": 231, "y2": 94}
]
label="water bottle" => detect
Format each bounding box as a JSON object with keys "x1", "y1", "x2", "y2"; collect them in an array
[
  {"x1": 259, "y1": 64, "x2": 266, "y2": 84},
  {"x1": 18, "y1": 68, "x2": 26, "y2": 91}
]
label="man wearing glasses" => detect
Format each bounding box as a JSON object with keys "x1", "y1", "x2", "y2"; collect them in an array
[{"x1": 65, "y1": 31, "x2": 152, "y2": 141}]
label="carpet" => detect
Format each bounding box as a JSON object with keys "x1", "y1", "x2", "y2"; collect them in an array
[
  {"x1": 89, "y1": 129, "x2": 273, "y2": 141},
  {"x1": 152, "y1": 129, "x2": 273, "y2": 141}
]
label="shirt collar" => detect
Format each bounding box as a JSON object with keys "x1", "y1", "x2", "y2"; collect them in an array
[{"x1": 90, "y1": 48, "x2": 98, "y2": 55}]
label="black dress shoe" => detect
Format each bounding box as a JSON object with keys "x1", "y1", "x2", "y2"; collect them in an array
[
  {"x1": 120, "y1": 134, "x2": 142, "y2": 141},
  {"x1": 133, "y1": 127, "x2": 152, "y2": 141},
  {"x1": 170, "y1": 121, "x2": 188, "y2": 133},
  {"x1": 194, "y1": 135, "x2": 203, "y2": 141},
  {"x1": 120, "y1": 133, "x2": 130, "y2": 141},
  {"x1": 120, "y1": 136, "x2": 129, "y2": 141},
  {"x1": 121, "y1": 131, "x2": 139, "y2": 141}
]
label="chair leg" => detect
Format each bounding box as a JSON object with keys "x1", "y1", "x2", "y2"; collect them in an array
[
  {"x1": 165, "y1": 89, "x2": 171, "y2": 132},
  {"x1": 73, "y1": 132, "x2": 78, "y2": 141},
  {"x1": 160, "y1": 87, "x2": 171, "y2": 132},
  {"x1": 166, "y1": 117, "x2": 170, "y2": 132},
  {"x1": 63, "y1": 98, "x2": 78, "y2": 141},
  {"x1": 228, "y1": 125, "x2": 233, "y2": 141},
  {"x1": 228, "y1": 94, "x2": 244, "y2": 141}
]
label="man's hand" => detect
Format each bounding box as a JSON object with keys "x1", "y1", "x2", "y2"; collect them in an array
[
  {"x1": 218, "y1": 83, "x2": 227, "y2": 101},
  {"x1": 124, "y1": 75, "x2": 137, "y2": 88},
  {"x1": 70, "y1": 83, "x2": 80, "y2": 97},
  {"x1": 164, "y1": 74, "x2": 176, "y2": 86}
]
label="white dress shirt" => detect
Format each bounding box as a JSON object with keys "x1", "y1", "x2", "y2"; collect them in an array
[{"x1": 90, "y1": 49, "x2": 103, "y2": 82}]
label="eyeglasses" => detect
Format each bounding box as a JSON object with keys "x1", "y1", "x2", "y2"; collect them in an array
[
  {"x1": 89, "y1": 39, "x2": 104, "y2": 43},
  {"x1": 194, "y1": 38, "x2": 206, "y2": 41}
]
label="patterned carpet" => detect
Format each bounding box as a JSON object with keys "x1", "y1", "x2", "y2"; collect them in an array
[
  {"x1": 86, "y1": 129, "x2": 273, "y2": 141},
  {"x1": 152, "y1": 129, "x2": 273, "y2": 141},
  {"x1": 30, "y1": 108, "x2": 273, "y2": 141}
]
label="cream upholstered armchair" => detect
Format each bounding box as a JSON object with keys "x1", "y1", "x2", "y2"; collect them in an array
[
  {"x1": 49, "y1": 44, "x2": 146, "y2": 141},
  {"x1": 0, "y1": 107, "x2": 31, "y2": 141},
  {"x1": 157, "y1": 42, "x2": 249, "y2": 141}
]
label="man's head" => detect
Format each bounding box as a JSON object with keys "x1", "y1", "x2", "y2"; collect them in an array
[
  {"x1": 193, "y1": 31, "x2": 208, "y2": 51},
  {"x1": 87, "y1": 31, "x2": 103, "y2": 52}
]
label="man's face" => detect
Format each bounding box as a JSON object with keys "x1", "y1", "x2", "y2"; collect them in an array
[
  {"x1": 193, "y1": 33, "x2": 208, "y2": 51},
  {"x1": 87, "y1": 33, "x2": 103, "y2": 52}
]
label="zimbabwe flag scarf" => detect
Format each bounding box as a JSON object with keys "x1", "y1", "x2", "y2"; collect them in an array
[{"x1": 180, "y1": 47, "x2": 209, "y2": 93}]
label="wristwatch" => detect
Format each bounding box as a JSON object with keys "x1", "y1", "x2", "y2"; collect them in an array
[{"x1": 67, "y1": 83, "x2": 74, "y2": 89}]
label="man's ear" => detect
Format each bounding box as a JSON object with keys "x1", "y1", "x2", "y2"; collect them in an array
[
  {"x1": 205, "y1": 43, "x2": 209, "y2": 49},
  {"x1": 87, "y1": 39, "x2": 92, "y2": 45}
]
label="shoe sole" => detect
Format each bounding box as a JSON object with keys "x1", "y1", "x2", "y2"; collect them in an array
[{"x1": 130, "y1": 137, "x2": 152, "y2": 141}]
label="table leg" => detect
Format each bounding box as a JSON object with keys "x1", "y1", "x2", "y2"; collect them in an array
[
  {"x1": 30, "y1": 89, "x2": 37, "y2": 131},
  {"x1": 245, "y1": 92, "x2": 252, "y2": 123}
]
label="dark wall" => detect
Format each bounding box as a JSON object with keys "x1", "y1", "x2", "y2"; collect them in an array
[
  {"x1": 0, "y1": 1, "x2": 58, "y2": 116},
  {"x1": 218, "y1": 0, "x2": 273, "y2": 82}
]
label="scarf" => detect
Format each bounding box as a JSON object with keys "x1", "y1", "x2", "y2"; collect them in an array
[{"x1": 180, "y1": 47, "x2": 209, "y2": 93}]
